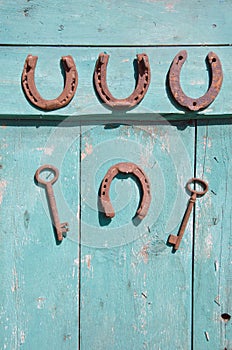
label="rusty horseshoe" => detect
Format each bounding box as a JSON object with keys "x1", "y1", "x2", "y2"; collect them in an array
[
  {"x1": 94, "y1": 53, "x2": 151, "y2": 110},
  {"x1": 22, "y1": 55, "x2": 78, "y2": 111},
  {"x1": 99, "y1": 162, "x2": 151, "y2": 220},
  {"x1": 168, "y1": 50, "x2": 223, "y2": 111}
]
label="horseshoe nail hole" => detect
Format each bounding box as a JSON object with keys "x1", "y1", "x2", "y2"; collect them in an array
[
  {"x1": 103, "y1": 184, "x2": 106, "y2": 188},
  {"x1": 221, "y1": 313, "x2": 231, "y2": 322},
  {"x1": 105, "y1": 178, "x2": 108, "y2": 182},
  {"x1": 102, "y1": 191, "x2": 105, "y2": 196},
  {"x1": 178, "y1": 55, "x2": 183, "y2": 61},
  {"x1": 212, "y1": 57, "x2": 217, "y2": 63},
  {"x1": 193, "y1": 101, "x2": 197, "y2": 106}
]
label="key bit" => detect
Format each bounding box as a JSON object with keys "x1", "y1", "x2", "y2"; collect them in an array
[
  {"x1": 35, "y1": 164, "x2": 69, "y2": 242},
  {"x1": 59, "y1": 222, "x2": 69, "y2": 238}
]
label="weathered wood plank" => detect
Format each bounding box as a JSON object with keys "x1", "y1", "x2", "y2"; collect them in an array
[
  {"x1": 194, "y1": 119, "x2": 232, "y2": 349},
  {"x1": 0, "y1": 122, "x2": 80, "y2": 349},
  {"x1": 80, "y1": 121, "x2": 194, "y2": 349},
  {"x1": 0, "y1": 0, "x2": 231, "y2": 46},
  {"x1": 0, "y1": 47, "x2": 230, "y2": 118}
]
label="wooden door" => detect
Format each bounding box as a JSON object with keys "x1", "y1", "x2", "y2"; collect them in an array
[{"x1": 0, "y1": 1, "x2": 231, "y2": 349}]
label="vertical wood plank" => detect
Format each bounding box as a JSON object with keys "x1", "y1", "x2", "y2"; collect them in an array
[
  {"x1": 194, "y1": 119, "x2": 232, "y2": 349},
  {"x1": 0, "y1": 121, "x2": 80, "y2": 349},
  {"x1": 80, "y1": 121, "x2": 195, "y2": 349}
]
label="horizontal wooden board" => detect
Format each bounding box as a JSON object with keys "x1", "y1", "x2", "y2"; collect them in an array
[
  {"x1": 0, "y1": 46, "x2": 231, "y2": 119},
  {"x1": 0, "y1": 0, "x2": 231, "y2": 46}
]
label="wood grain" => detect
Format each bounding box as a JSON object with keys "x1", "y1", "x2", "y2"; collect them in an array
[
  {"x1": 80, "y1": 122, "x2": 195, "y2": 349},
  {"x1": 0, "y1": 0, "x2": 231, "y2": 46},
  {"x1": 0, "y1": 47, "x2": 230, "y2": 118},
  {"x1": 194, "y1": 119, "x2": 232, "y2": 349},
  {"x1": 0, "y1": 122, "x2": 80, "y2": 349}
]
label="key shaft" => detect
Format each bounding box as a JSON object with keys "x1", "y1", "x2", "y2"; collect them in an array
[{"x1": 45, "y1": 183, "x2": 64, "y2": 241}]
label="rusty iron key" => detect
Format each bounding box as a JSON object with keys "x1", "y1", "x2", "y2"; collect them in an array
[
  {"x1": 35, "y1": 164, "x2": 69, "y2": 241},
  {"x1": 168, "y1": 178, "x2": 208, "y2": 250}
]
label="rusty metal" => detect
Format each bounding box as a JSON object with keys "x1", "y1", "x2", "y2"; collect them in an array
[
  {"x1": 168, "y1": 178, "x2": 208, "y2": 250},
  {"x1": 35, "y1": 164, "x2": 69, "y2": 241},
  {"x1": 168, "y1": 50, "x2": 223, "y2": 111},
  {"x1": 94, "y1": 53, "x2": 151, "y2": 110},
  {"x1": 22, "y1": 55, "x2": 78, "y2": 111},
  {"x1": 99, "y1": 162, "x2": 151, "y2": 220}
]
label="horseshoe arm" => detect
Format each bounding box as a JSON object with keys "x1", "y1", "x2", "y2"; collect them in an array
[
  {"x1": 94, "y1": 53, "x2": 151, "y2": 110},
  {"x1": 100, "y1": 162, "x2": 151, "y2": 220},
  {"x1": 169, "y1": 50, "x2": 223, "y2": 111},
  {"x1": 21, "y1": 55, "x2": 78, "y2": 111}
]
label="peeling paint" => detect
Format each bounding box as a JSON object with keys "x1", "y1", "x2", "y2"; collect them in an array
[
  {"x1": 72, "y1": 258, "x2": 79, "y2": 279},
  {"x1": 20, "y1": 330, "x2": 26, "y2": 344},
  {"x1": 85, "y1": 254, "x2": 92, "y2": 270},
  {"x1": 76, "y1": 204, "x2": 80, "y2": 219},
  {"x1": 36, "y1": 146, "x2": 54, "y2": 155},
  {"x1": 165, "y1": 3, "x2": 177, "y2": 12},
  {"x1": 139, "y1": 245, "x2": 149, "y2": 264},
  {"x1": 36, "y1": 297, "x2": 46, "y2": 309},
  {"x1": 11, "y1": 267, "x2": 18, "y2": 292},
  {"x1": 0, "y1": 179, "x2": 7, "y2": 204},
  {"x1": 205, "y1": 233, "x2": 213, "y2": 258},
  {"x1": 81, "y1": 143, "x2": 93, "y2": 160},
  {"x1": 203, "y1": 136, "x2": 212, "y2": 148},
  {"x1": 73, "y1": 258, "x2": 79, "y2": 266},
  {"x1": 190, "y1": 79, "x2": 206, "y2": 86}
]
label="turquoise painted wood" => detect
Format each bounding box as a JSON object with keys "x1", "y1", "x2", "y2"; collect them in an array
[
  {"x1": 0, "y1": 0, "x2": 232, "y2": 349},
  {"x1": 0, "y1": 0, "x2": 231, "y2": 46},
  {"x1": 0, "y1": 122, "x2": 80, "y2": 349},
  {"x1": 0, "y1": 47, "x2": 231, "y2": 117},
  {"x1": 194, "y1": 119, "x2": 232, "y2": 349},
  {"x1": 80, "y1": 122, "x2": 195, "y2": 349}
]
